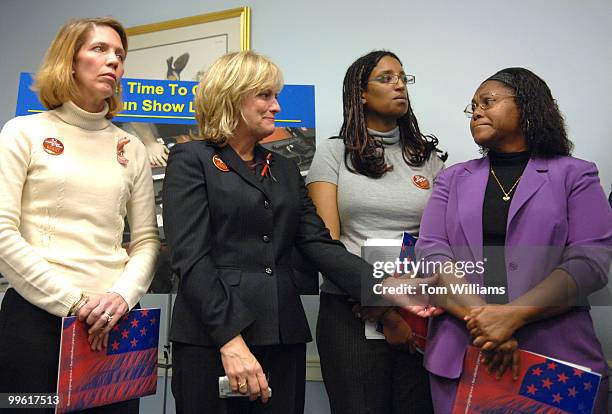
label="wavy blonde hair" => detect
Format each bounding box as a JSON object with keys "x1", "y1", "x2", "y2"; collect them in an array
[
  {"x1": 193, "y1": 51, "x2": 283, "y2": 144},
  {"x1": 33, "y1": 17, "x2": 128, "y2": 119}
]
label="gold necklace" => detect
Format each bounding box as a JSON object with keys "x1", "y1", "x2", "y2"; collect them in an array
[{"x1": 490, "y1": 168, "x2": 521, "y2": 201}]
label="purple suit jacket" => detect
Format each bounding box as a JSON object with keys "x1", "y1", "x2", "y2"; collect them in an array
[{"x1": 416, "y1": 155, "x2": 612, "y2": 379}]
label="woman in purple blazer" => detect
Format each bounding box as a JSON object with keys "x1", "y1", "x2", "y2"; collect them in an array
[{"x1": 415, "y1": 67, "x2": 612, "y2": 413}]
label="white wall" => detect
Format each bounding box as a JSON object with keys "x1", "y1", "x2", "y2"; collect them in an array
[
  {"x1": 1, "y1": 0, "x2": 611, "y2": 358},
  {"x1": 1, "y1": 0, "x2": 610, "y2": 186}
]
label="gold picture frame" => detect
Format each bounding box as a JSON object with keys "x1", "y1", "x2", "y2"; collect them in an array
[{"x1": 124, "y1": 6, "x2": 251, "y2": 81}]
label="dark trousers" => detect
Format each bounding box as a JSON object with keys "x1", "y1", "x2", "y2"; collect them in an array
[
  {"x1": 0, "y1": 288, "x2": 139, "y2": 414},
  {"x1": 317, "y1": 293, "x2": 433, "y2": 414},
  {"x1": 172, "y1": 341, "x2": 306, "y2": 414}
]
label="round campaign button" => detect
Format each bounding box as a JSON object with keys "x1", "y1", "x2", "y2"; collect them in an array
[
  {"x1": 43, "y1": 138, "x2": 64, "y2": 155},
  {"x1": 412, "y1": 175, "x2": 430, "y2": 190},
  {"x1": 212, "y1": 154, "x2": 229, "y2": 172}
]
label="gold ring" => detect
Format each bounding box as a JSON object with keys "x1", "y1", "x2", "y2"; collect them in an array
[
  {"x1": 103, "y1": 311, "x2": 113, "y2": 324},
  {"x1": 238, "y1": 380, "x2": 247, "y2": 391}
]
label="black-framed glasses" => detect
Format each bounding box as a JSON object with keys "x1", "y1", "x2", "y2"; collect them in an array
[
  {"x1": 464, "y1": 93, "x2": 516, "y2": 118},
  {"x1": 369, "y1": 73, "x2": 415, "y2": 86}
]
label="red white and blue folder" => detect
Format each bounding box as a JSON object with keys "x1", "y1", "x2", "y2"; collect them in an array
[
  {"x1": 55, "y1": 308, "x2": 160, "y2": 413},
  {"x1": 453, "y1": 346, "x2": 601, "y2": 414},
  {"x1": 363, "y1": 232, "x2": 428, "y2": 353}
]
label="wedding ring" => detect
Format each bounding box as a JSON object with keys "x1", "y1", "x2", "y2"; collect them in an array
[
  {"x1": 238, "y1": 380, "x2": 247, "y2": 391},
  {"x1": 103, "y1": 311, "x2": 113, "y2": 324}
]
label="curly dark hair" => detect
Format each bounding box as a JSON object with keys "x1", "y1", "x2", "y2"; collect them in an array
[
  {"x1": 339, "y1": 50, "x2": 446, "y2": 178},
  {"x1": 483, "y1": 67, "x2": 573, "y2": 157}
]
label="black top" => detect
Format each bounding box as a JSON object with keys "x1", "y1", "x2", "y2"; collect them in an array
[{"x1": 482, "y1": 150, "x2": 530, "y2": 303}]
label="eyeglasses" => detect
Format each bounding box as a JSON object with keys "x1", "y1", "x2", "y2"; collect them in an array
[
  {"x1": 464, "y1": 93, "x2": 516, "y2": 118},
  {"x1": 369, "y1": 73, "x2": 415, "y2": 86}
]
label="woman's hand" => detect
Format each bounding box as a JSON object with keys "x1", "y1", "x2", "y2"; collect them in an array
[
  {"x1": 351, "y1": 304, "x2": 390, "y2": 322},
  {"x1": 76, "y1": 292, "x2": 129, "y2": 351},
  {"x1": 220, "y1": 335, "x2": 270, "y2": 402},
  {"x1": 482, "y1": 337, "x2": 521, "y2": 380},
  {"x1": 465, "y1": 305, "x2": 525, "y2": 349},
  {"x1": 88, "y1": 332, "x2": 109, "y2": 352},
  {"x1": 380, "y1": 273, "x2": 437, "y2": 308},
  {"x1": 351, "y1": 304, "x2": 442, "y2": 321},
  {"x1": 146, "y1": 141, "x2": 170, "y2": 167},
  {"x1": 404, "y1": 305, "x2": 445, "y2": 318},
  {"x1": 380, "y1": 309, "x2": 416, "y2": 353}
]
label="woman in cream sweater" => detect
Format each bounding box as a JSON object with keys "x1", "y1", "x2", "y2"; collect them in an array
[{"x1": 0, "y1": 17, "x2": 159, "y2": 413}]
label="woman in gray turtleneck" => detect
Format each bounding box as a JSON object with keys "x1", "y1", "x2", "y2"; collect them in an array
[{"x1": 306, "y1": 51, "x2": 446, "y2": 414}]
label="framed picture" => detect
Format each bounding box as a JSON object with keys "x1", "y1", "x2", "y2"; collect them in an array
[
  {"x1": 118, "y1": 8, "x2": 251, "y2": 293},
  {"x1": 125, "y1": 6, "x2": 251, "y2": 82},
  {"x1": 115, "y1": 8, "x2": 315, "y2": 293}
]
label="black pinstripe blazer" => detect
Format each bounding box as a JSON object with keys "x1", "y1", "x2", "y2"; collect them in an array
[{"x1": 162, "y1": 141, "x2": 371, "y2": 347}]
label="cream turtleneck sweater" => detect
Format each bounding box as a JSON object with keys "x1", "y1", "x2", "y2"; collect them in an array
[{"x1": 0, "y1": 101, "x2": 160, "y2": 316}]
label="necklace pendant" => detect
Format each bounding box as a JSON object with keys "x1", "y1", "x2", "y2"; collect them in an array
[{"x1": 502, "y1": 195, "x2": 510, "y2": 201}]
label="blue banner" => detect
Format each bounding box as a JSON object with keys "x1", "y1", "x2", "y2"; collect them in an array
[{"x1": 15, "y1": 73, "x2": 315, "y2": 128}]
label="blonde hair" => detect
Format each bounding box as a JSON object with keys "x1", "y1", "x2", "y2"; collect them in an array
[
  {"x1": 193, "y1": 51, "x2": 283, "y2": 144},
  {"x1": 33, "y1": 17, "x2": 128, "y2": 119}
]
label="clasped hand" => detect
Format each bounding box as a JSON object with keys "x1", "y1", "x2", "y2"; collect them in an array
[
  {"x1": 465, "y1": 305, "x2": 525, "y2": 379},
  {"x1": 352, "y1": 304, "x2": 440, "y2": 353},
  {"x1": 75, "y1": 292, "x2": 129, "y2": 352}
]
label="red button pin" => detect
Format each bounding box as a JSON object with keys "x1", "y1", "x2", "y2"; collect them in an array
[
  {"x1": 212, "y1": 154, "x2": 229, "y2": 172},
  {"x1": 117, "y1": 137, "x2": 130, "y2": 166},
  {"x1": 43, "y1": 138, "x2": 64, "y2": 155},
  {"x1": 412, "y1": 175, "x2": 430, "y2": 190}
]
